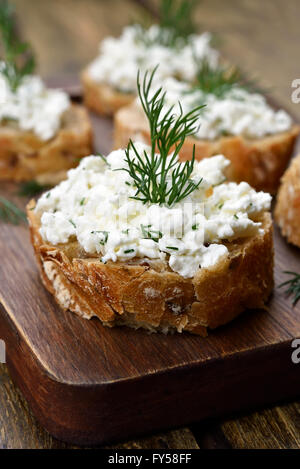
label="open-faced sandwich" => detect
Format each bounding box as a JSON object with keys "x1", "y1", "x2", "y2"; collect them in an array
[
  {"x1": 275, "y1": 154, "x2": 300, "y2": 247},
  {"x1": 0, "y1": 2, "x2": 92, "y2": 184},
  {"x1": 114, "y1": 63, "x2": 299, "y2": 194},
  {"x1": 81, "y1": 0, "x2": 218, "y2": 116},
  {"x1": 28, "y1": 71, "x2": 274, "y2": 335}
]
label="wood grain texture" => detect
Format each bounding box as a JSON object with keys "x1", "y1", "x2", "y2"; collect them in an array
[
  {"x1": 0, "y1": 364, "x2": 198, "y2": 449},
  {"x1": 1, "y1": 0, "x2": 300, "y2": 450}
]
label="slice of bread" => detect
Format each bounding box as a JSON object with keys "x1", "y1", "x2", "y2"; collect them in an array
[
  {"x1": 0, "y1": 104, "x2": 93, "y2": 184},
  {"x1": 27, "y1": 201, "x2": 273, "y2": 335},
  {"x1": 114, "y1": 103, "x2": 299, "y2": 194},
  {"x1": 275, "y1": 154, "x2": 300, "y2": 247},
  {"x1": 81, "y1": 69, "x2": 135, "y2": 117}
]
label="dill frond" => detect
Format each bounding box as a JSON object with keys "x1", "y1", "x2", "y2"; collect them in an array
[
  {"x1": 0, "y1": 0, "x2": 35, "y2": 91},
  {"x1": 0, "y1": 196, "x2": 27, "y2": 224},
  {"x1": 119, "y1": 67, "x2": 205, "y2": 206},
  {"x1": 279, "y1": 271, "x2": 300, "y2": 306}
]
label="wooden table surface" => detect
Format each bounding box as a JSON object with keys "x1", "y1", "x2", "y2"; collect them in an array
[{"x1": 1, "y1": 0, "x2": 300, "y2": 449}]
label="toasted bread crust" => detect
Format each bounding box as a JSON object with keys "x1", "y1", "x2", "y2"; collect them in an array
[
  {"x1": 275, "y1": 154, "x2": 300, "y2": 247},
  {"x1": 113, "y1": 103, "x2": 299, "y2": 194},
  {"x1": 27, "y1": 201, "x2": 274, "y2": 335},
  {"x1": 0, "y1": 104, "x2": 93, "y2": 184},
  {"x1": 81, "y1": 69, "x2": 135, "y2": 117}
]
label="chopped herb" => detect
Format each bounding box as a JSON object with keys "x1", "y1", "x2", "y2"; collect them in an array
[
  {"x1": 69, "y1": 219, "x2": 76, "y2": 228},
  {"x1": 234, "y1": 214, "x2": 239, "y2": 219},
  {"x1": 166, "y1": 246, "x2": 179, "y2": 251},
  {"x1": 279, "y1": 271, "x2": 300, "y2": 306},
  {"x1": 192, "y1": 223, "x2": 198, "y2": 230},
  {"x1": 0, "y1": 196, "x2": 27, "y2": 224},
  {"x1": 141, "y1": 223, "x2": 162, "y2": 242},
  {"x1": 91, "y1": 230, "x2": 109, "y2": 245},
  {"x1": 46, "y1": 192, "x2": 50, "y2": 199},
  {"x1": 218, "y1": 203, "x2": 224, "y2": 209},
  {"x1": 122, "y1": 229, "x2": 130, "y2": 234},
  {"x1": 124, "y1": 248, "x2": 135, "y2": 254},
  {"x1": 125, "y1": 181, "x2": 131, "y2": 186},
  {"x1": 80, "y1": 197, "x2": 85, "y2": 206}
]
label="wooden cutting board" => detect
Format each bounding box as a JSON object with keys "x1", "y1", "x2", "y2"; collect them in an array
[{"x1": 0, "y1": 99, "x2": 300, "y2": 446}]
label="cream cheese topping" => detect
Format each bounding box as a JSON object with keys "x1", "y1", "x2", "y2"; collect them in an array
[
  {"x1": 146, "y1": 77, "x2": 292, "y2": 140},
  {"x1": 35, "y1": 144, "x2": 271, "y2": 278},
  {"x1": 0, "y1": 72, "x2": 71, "y2": 141},
  {"x1": 87, "y1": 25, "x2": 219, "y2": 93}
]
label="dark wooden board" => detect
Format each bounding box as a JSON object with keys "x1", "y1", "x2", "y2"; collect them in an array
[{"x1": 1, "y1": 105, "x2": 300, "y2": 445}]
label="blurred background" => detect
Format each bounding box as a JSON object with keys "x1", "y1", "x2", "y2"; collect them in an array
[{"x1": 12, "y1": 0, "x2": 300, "y2": 119}]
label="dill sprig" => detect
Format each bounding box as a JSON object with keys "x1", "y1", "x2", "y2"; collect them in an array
[
  {"x1": 136, "y1": 0, "x2": 198, "y2": 48},
  {"x1": 192, "y1": 59, "x2": 244, "y2": 98},
  {"x1": 18, "y1": 180, "x2": 50, "y2": 197},
  {"x1": 279, "y1": 271, "x2": 300, "y2": 306},
  {"x1": 0, "y1": 0, "x2": 35, "y2": 92},
  {"x1": 120, "y1": 67, "x2": 204, "y2": 206},
  {"x1": 0, "y1": 196, "x2": 27, "y2": 224},
  {"x1": 159, "y1": 0, "x2": 197, "y2": 43}
]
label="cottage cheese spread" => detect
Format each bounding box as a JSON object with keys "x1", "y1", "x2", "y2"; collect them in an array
[
  {"x1": 148, "y1": 77, "x2": 292, "y2": 140},
  {"x1": 35, "y1": 144, "x2": 271, "y2": 278},
  {"x1": 0, "y1": 72, "x2": 71, "y2": 141},
  {"x1": 88, "y1": 25, "x2": 219, "y2": 93}
]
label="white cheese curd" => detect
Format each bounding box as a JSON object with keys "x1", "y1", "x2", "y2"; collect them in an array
[
  {"x1": 35, "y1": 144, "x2": 271, "y2": 278},
  {"x1": 148, "y1": 77, "x2": 292, "y2": 140},
  {"x1": 88, "y1": 25, "x2": 219, "y2": 93},
  {"x1": 0, "y1": 71, "x2": 71, "y2": 141}
]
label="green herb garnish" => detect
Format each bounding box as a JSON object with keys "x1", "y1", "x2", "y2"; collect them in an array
[
  {"x1": 69, "y1": 219, "x2": 76, "y2": 228},
  {"x1": 120, "y1": 67, "x2": 204, "y2": 206},
  {"x1": 124, "y1": 248, "x2": 135, "y2": 254},
  {"x1": 141, "y1": 223, "x2": 162, "y2": 242},
  {"x1": 192, "y1": 59, "x2": 243, "y2": 98},
  {"x1": 190, "y1": 58, "x2": 259, "y2": 99},
  {"x1": 18, "y1": 180, "x2": 50, "y2": 197},
  {"x1": 97, "y1": 153, "x2": 109, "y2": 165},
  {"x1": 166, "y1": 246, "x2": 179, "y2": 251},
  {"x1": 279, "y1": 271, "x2": 300, "y2": 306},
  {"x1": 80, "y1": 197, "x2": 85, "y2": 206},
  {"x1": 0, "y1": 0, "x2": 35, "y2": 92},
  {"x1": 158, "y1": 0, "x2": 197, "y2": 45},
  {"x1": 136, "y1": 0, "x2": 198, "y2": 48},
  {"x1": 192, "y1": 223, "x2": 198, "y2": 230},
  {"x1": 0, "y1": 196, "x2": 27, "y2": 224},
  {"x1": 91, "y1": 230, "x2": 109, "y2": 245}
]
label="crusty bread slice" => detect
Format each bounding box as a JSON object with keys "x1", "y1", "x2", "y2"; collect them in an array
[
  {"x1": 81, "y1": 69, "x2": 135, "y2": 117},
  {"x1": 0, "y1": 104, "x2": 93, "y2": 184},
  {"x1": 27, "y1": 201, "x2": 273, "y2": 335},
  {"x1": 113, "y1": 103, "x2": 299, "y2": 194},
  {"x1": 275, "y1": 153, "x2": 300, "y2": 247}
]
